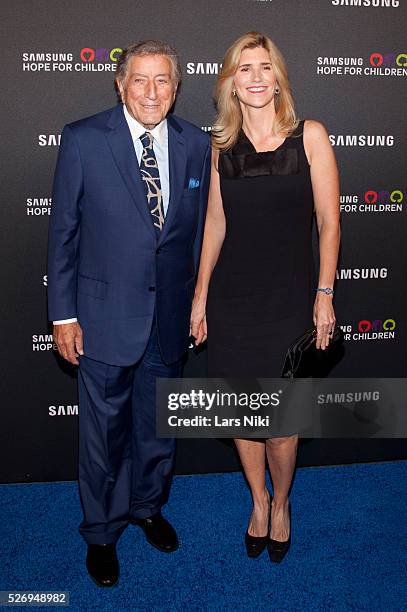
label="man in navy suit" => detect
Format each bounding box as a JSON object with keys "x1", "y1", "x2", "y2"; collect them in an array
[{"x1": 47, "y1": 40, "x2": 210, "y2": 587}]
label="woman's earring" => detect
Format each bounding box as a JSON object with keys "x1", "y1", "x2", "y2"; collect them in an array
[
  {"x1": 232, "y1": 89, "x2": 237, "y2": 96},
  {"x1": 274, "y1": 86, "x2": 280, "y2": 94}
]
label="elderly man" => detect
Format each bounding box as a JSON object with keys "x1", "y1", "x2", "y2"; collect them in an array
[{"x1": 47, "y1": 40, "x2": 210, "y2": 587}]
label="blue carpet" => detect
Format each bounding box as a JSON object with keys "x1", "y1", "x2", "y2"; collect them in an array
[{"x1": 0, "y1": 462, "x2": 406, "y2": 611}]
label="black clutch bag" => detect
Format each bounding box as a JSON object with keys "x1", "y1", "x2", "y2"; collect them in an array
[{"x1": 281, "y1": 326, "x2": 344, "y2": 378}]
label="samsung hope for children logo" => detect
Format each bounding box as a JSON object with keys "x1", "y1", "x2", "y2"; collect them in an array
[
  {"x1": 26, "y1": 197, "x2": 52, "y2": 216},
  {"x1": 32, "y1": 334, "x2": 57, "y2": 351},
  {"x1": 316, "y1": 53, "x2": 406, "y2": 77},
  {"x1": 340, "y1": 319, "x2": 396, "y2": 342},
  {"x1": 22, "y1": 47, "x2": 122, "y2": 72},
  {"x1": 340, "y1": 189, "x2": 404, "y2": 214}
]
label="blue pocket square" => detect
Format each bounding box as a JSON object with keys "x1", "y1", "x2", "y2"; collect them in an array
[{"x1": 188, "y1": 178, "x2": 200, "y2": 189}]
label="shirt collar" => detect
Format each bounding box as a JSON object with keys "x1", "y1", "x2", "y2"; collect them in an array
[{"x1": 122, "y1": 103, "x2": 167, "y2": 147}]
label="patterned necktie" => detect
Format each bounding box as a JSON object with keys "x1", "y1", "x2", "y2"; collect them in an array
[{"x1": 139, "y1": 131, "x2": 164, "y2": 233}]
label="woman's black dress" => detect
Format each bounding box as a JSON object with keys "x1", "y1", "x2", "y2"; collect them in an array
[{"x1": 206, "y1": 120, "x2": 315, "y2": 378}]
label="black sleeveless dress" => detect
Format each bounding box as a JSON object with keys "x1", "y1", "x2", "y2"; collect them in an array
[{"x1": 206, "y1": 120, "x2": 315, "y2": 378}]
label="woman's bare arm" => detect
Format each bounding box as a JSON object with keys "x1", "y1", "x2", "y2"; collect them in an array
[
  {"x1": 304, "y1": 119, "x2": 341, "y2": 349},
  {"x1": 191, "y1": 148, "x2": 226, "y2": 343}
]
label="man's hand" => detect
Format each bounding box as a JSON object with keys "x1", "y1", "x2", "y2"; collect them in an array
[{"x1": 53, "y1": 322, "x2": 84, "y2": 365}]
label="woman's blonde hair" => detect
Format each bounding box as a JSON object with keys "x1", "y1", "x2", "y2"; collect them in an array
[{"x1": 212, "y1": 31, "x2": 299, "y2": 151}]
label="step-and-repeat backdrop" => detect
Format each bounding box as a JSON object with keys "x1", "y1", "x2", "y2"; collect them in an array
[{"x1": 1, "y1": 0, "x2": 406, "y2": 482}]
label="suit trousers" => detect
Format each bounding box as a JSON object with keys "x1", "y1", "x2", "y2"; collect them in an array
[{"x1": 77, "y1": 317, "x2": 184, "y2": 544}]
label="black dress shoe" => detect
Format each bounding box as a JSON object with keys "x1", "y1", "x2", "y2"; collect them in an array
[
  {"x1": 268, "y1": 501, "x2": 291, "y2": 563},
  {"x1": 86, "y1": 544, "x2": 119, "y2": 587},
  {"x1": 245, "y1": 494, "x2": 271, "y2": 558},
  {"x1": 130, "y1": 512, "x2": 178, "y2": 553},
  {"x1": 245, "y1": 530, "x2": 269, "y2": 558}
]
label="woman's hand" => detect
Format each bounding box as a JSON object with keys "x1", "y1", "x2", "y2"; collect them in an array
[
  {"x1": 313, "y1": 293, "x2": 336, "y2": 350},
  {"x1": 190, "y1": 294, "x2": 208, "y2": 345}
]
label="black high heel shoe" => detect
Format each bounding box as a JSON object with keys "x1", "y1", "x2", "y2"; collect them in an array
[
  {"x1": 245, "y1": 493, "x2": 271, "y2": 558},
  {"x1": 268, "y1": 500, "x2": 291, "y2": 563}
]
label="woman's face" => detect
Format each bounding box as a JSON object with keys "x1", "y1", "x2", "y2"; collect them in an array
[{"x1": 233, "y1": 46, "x2": 277, "y2": 110}]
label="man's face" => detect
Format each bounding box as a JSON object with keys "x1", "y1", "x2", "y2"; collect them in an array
[{"x1": 117, "y1": 54, "x2": 177, "y2": 129}]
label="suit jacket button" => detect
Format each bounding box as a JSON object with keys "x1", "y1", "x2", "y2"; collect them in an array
[{"x1": 148, "y1": 286, "x2": 156, "y2": 292}]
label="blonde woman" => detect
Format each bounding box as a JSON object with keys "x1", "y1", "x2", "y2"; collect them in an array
[{"x1": 191, "y1": 32, "x2": 340, "y2": 562}]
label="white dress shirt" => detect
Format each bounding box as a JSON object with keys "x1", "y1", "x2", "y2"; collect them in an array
[{"x1": 53, "y1": 104, "x2": 170, "y2": 325}]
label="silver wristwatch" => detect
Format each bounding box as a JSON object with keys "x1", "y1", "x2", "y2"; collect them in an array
[{"x1": 316, "y1": 287, "x2": 334, "y2": 295}]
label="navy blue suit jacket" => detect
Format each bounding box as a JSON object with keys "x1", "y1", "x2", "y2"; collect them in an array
[{"x1": 47, "y1": 104, "x2": 211, "y2": 366}]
